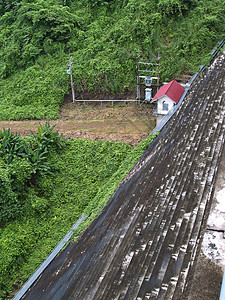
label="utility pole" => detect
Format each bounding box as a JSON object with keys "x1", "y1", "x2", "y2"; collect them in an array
[
  {"x1": 67, "y1": 55, "x2": 75, "y2": 102},
  {"x1": 136, "y1": 50, "x2": 160, "y2": 101},
  {"x1": 137, "y1": 48, "x2": 141, "y2": 102},
  {"x1": 157, "y1": 49, "x2": 160, "y2": 92}
]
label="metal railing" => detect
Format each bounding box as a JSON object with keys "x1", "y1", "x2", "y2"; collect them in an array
[
  {"x1": 13, "y1": 215, "x2": 87, "y2": 300},
  {"x1": 73, "y1": 99, "x2": 139, "y2": 106},
  {"x1": 151, "y1": 37, "x2": 225, "y2": 299},
  {"x1": 210, "y1": 39, "x2": 225, "y2": 60},
  {"x1": 152, "y1": 37, "x2": 225, "y2": 135}
]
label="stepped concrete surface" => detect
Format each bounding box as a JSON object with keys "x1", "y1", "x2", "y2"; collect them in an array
[{"x1": 22, "y1": 51, "x2": 225, "y2": 300}]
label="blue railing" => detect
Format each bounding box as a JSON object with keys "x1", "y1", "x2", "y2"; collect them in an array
[{"x1": 210, "y1": 39, "x2": 225, "y2": 60}]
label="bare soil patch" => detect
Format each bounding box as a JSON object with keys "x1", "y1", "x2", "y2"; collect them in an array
[{"x1": 0, "y1": 102, "x2": 156, "y2": 146}]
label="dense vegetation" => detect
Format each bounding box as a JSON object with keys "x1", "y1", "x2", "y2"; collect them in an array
[
  {"x1": 0, "y1": 122, "x2": 157, "y2": 298},
  {"x1": 0, "y1": 0, "x2": 224, "y2": 296},
  {"x1": 0, "y1": 0, "x2": 224, "y2": 119}
]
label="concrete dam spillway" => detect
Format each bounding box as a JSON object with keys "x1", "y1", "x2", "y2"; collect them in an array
[{"x1": 22, "y1": 51, "x2": 225, "y2": 300}]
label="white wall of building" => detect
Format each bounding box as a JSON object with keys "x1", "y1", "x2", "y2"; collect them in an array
[{"x1": 157, "y1": 95, "x2": 175, "y2": 115}]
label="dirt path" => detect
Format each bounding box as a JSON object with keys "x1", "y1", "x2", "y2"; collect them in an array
[{"x1": 0, "y1": 102, "x2": 156, "y2": 146}]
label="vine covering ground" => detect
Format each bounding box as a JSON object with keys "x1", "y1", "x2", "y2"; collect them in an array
[
  {"x1": 0, "y1": 117, "x2": 157, "y2": 299},
  {"x1": 0, "y1": 0, "x2": 224, "y2": 120}
]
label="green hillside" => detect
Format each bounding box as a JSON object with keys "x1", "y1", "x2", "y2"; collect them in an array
[
  {"x1": 0, "y1": 122, "x2": 157, "y2": 298},
  {"x1": 0, "y1": 0, "x2": 224, "y2": 120}
]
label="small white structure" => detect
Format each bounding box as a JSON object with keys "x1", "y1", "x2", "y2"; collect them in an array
[
  {"x1": 156, "y1": 95, "x2": 175, "y2": 115},
  {"x1": 145, "y1": 88, "x2": 152, "y2": 101},
  {"x1": 151, "y1": 80, "x2": 185, "y2": 125}
]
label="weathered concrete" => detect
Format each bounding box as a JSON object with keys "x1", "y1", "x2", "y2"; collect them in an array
[
  {"x1": 22, "y1": 51, "x2": 225, "y2": 300},
  {"x1": 186, "y1": 146, "x2": 225, "y2": 300}
]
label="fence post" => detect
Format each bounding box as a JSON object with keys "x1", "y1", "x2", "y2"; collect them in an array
[{"x1": 68, "y1": 55, "x2": 75, "y2": 102}]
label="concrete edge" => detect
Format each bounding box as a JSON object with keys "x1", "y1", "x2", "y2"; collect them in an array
[{"x1": 13, "y1": 214, "x2": 87, "y2": 300}]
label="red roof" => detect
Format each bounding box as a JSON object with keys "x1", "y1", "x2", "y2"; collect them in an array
[{"x1": 151, "y1": 80, "x2": 185, "y2": 104}]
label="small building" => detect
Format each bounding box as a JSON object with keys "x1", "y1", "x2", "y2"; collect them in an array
[
  {"x1": 151, "y1": 79, "x2": 185, "y2": 114},
  {"x1": 151, "y1": 80, "x2": 185, "y2": 125}
]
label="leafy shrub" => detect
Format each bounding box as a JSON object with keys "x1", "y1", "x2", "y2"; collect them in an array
[
  {"x1": 0, "y1": 167, "x2": 19, "y2": 226},
  {"x1": 27, "y1": 190, "x2": 50, "y2": 214},
  {"x1": 0, "y1": 128, "x2": 26, "y2": 164},
  {"x1": 8, "y1": 157, "x2": 32, "y2": 191},
  {"x1": 0, "y1": 0, "x2": 78, "y2": 74},
  {"x1": 0, "y1": 122, "x2": 64, "y2": 226},
  {"x1": 0, "y1": 54, "x2": 68, "y2": 120},
  {"x1": 158, "y1": 0, "x2": 188, "y2": 16},
  {"x1": 29, "y1": 122, "x2": 63, "y2": 151}
]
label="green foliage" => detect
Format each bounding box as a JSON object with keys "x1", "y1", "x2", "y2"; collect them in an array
[
  {"x1": 0, "y1": 130, "x2": 136, "y2": 297},
  {"x1": 28, "y1": 122, "x2": 63, "y2": 174},
  {"x1": 0, "y1": 129, "x2": 32, "y2": 225},
  {"x1": 0, "y1": 0, "x2": 77, "y2": 74},
  {"x1": 158, "y1": 0, "x2": 196, "y2": 16},
  {"x1": 0, "y1": 167, "x2": 19, "y2": 225},
  {"x1": 29, "y1": 122, "x2": 63, "y2": 151},
  {"x1": 160, "y1": 0, "x2": 225, "y2": 80},
  {"x1": 8, "y1": 157, "x2": 32, "y2": 190},
  {"x1": 0, "y1": 122, "x2": 64, "y2": 226},
  {"x1": 0, "y1": 0, "x2": 224, "y2": 120},
  {"x1": 0, "y1": 55, "x2": 68, "y2": 119},
  {"x1": 0, "y1": 129, "x2": 26, "y2": 164},
  {"x1": 0, "y1": 0, "x2": 21, "y2": 16}
]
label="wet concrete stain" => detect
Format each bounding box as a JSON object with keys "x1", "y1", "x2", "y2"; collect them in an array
[{"x1": 22, "y1": 52, "x2": 225, "y2": 299}]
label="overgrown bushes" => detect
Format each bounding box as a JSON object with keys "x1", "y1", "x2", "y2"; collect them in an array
[
  {"x1": 0, "y1": 122, "x2": 158, "y2": 299},
  {"x1": 0, "y1": 123, "x2": 63, "y2": 226},
  {"x1": 0, "y1": 54, "x2": 69, "y2": 120},
  {"x1": 0, "y1": 0, "x2": 224, "y2": 120},
  {"x1": 0, "y1": 123, "x2": 134, "y2": 298}
]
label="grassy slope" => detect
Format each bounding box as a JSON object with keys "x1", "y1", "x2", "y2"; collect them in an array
[
  {"x1": 0, "y1": 138, "x2": 133, "y2": 298},
  {"x1": 0, "y1": 0, "x2": 224, "y2": 296},
  {"x1": 0, "y1": 132, "x2": 157, "y2": 298},
  {"x1": 0, "y1": 0, "x2": 224, "y2": 120}
]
